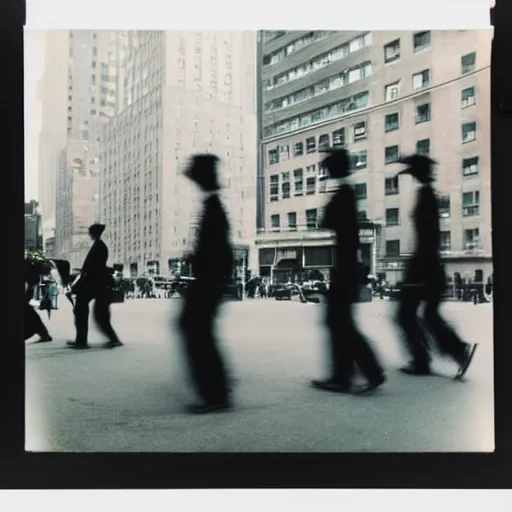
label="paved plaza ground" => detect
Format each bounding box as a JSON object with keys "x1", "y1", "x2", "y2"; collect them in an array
[{"x1": 25, "y1": 297, "x2": 494, "y2": 452}]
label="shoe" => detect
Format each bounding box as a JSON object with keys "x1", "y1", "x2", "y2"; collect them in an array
[
  {"x1": 399, "y1": 362, "x2": 431, "y2": 376},
  {"x1": 66, "y1": 341, "x2": 89, "y2": 349},
  {"x1": 186, "y1": 401, "x2": 231, "y2": 414},
  {"x1": 34, "y1": 335, "x2": 53, "y2": 343},
  {"x1": 454, "y1": 343, "x2": 478, "y2": 380},
  {"x1": 311, "y1": 379, "x2": 353, "y2": 393},
  {"x1": 103, "y1": 340, "x2": 124, "y2": 349},
  {"x1": 355, "y1": 375, "x2": 387, "y2": 395}
]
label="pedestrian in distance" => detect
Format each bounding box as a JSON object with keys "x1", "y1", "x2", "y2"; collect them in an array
[
  {"x1": 24, "y1": 258, "x2": 52, "y2": 343},
  {"x1": 67, "y1": 223, "x2": 123, "y2": 350},
  {"x1": 39, "y1": 284, "x2": 53, "y2": 320},
  {"x1": 311, "y1": 147, "x2": 386, "y2": 395},
  {"x1": 394, "y1": 154, "x2": 477, "y2": 379},
  {"x1": 178, "y1": 154, "x2": 233, "y2": 414}
]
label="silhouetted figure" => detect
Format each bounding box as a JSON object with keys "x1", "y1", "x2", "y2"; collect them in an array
[
  {"x1": 311, "y1": 148, "x2": 385, "y2": 394},
  {"x1": 67, "y1": 223, "x2": 122, "y2": 350},
  {"x1": 178, "y1": 154, "x2": 233, "y2": 414},
  {"x1": 24, "y1": 259, "x2": 52, "y2": 343},
  {"x1": 39, "y1": 284, "x2": 53, "y2": 320},
  {"x1": 395, "y1": 155, "x2": 476, "y2": 378}
]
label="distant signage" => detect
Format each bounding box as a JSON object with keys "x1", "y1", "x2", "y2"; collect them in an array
[{"x1": 359, "y1": 229, "x2": 373, "y2": 237}]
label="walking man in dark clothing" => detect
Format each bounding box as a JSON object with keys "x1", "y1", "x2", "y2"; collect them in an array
[
  {"x1": 178, "y1": 154, "x2": 233, "y2": 414},
  {"x1": 67, "y1": 223, "x2": 123, "y2": 350},
  {"x1": 395, "y1": 155, "x2": 476, "y2": 378},
  {"x1": 311, "y1": 148, "x2": 386, "y2": 394}
]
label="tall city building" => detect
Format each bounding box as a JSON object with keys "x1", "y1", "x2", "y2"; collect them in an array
[
  {"x1": 100, "y1": 31, "x2": 257, "y2": 278},
  {"x1": 37, "y1": 30, "x2": 69, "y2": 242},
  {"x1": 24, "y1": 200, "x2": 43, "y2": 252},
  {"x1": 41, "y1": 30, "x2": 127, "y2": 269},
  {"x1": 256, "y1": 30, "x2": 492, "y2": 284}
]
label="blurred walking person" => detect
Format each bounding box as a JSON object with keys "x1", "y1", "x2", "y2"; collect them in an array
[
  {"x1": 311, "y1": 148, "x2": 385, "y2": 395},
  {"x1": 67, "y1": 223, "x2": 123, "y2": 350},
  {"x1": 178, "y1": 155, "x2": 233, "y2": 414},
  {"x1": 394, "y1": 155, "x2": 477, "y2": 378}
]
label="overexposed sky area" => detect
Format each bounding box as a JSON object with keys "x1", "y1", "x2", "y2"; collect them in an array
[{"x1": 24, "y1": 29, "x2": 45, "y2": 202}]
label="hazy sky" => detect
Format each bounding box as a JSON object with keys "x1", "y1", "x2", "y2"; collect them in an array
[{"x1": 24, "y1": 29, "x2": 45, "y2": 201}]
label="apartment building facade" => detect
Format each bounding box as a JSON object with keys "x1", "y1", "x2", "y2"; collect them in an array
[
  {"x1": 100, "y1": 31, "x2": 257, "y2": 278},
  {"x1": 256, "y1": 30, "x2": 492, "y2": 284}
]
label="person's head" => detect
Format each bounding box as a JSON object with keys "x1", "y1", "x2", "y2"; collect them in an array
[
  {"x1": 89, "y1": 223, "x2": 106, "y2": 240},
  {"x1": 184, "y1": 154, "x2": 221, "y2": 192},
  {"x1": 319, "y1": 148, "x2": 352, "y2": 180},
  {"x1": 396, "y1": 154, "x2": 437, "y2": 184}
]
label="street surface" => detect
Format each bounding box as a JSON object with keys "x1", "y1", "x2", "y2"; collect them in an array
[{"x1": 25, "y1": 297, "x2": 494, "y2": 452}]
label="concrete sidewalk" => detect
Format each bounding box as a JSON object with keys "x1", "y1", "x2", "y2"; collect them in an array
[{"x1": 25, "y1": 298, "x2": 494, "y2": 452}]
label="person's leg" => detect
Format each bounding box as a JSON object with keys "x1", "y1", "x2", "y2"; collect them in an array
[
  {"x1": 423, "y1": 292, "x2": 467, "y2": 363},
  {"x1": 395, "y1": 286, "x2": 431, "y2": 373},
  {"x1": 312, "y1": 294, "x2": 354, "y2": 392},
  {"x1": 25, "y1": 303, "x2": 52, "y2": 342},
  {"x1": 347, "y1": 304, "x2": 385, "y2": 387},
  {"x1": 73, "y1": 295, "x2": 90, "y2": 346},
  {"x1": 93, "y1": 295, "x2": 122, "y2": 346},
  {"x1": 179, "y1": 284, "x2": 230, "y2": 408}
]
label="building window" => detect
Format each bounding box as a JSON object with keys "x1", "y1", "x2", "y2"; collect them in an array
[
  {"x1": 462, "y1": 87, "x2": 476, "y2": 108},
  {"x1": 279, "y1": 144, "x2": 290, "y2": 160},
  {"x1": 416, "y1": 138, "x2": 430, "y2": 156},
  {"x1": 413, "y1": 31, "x2": 431, "y2": 51},
  {"x1": 271, "y1": 214, "x2": 280, "y2": 230},
  {"x1": 440, "y1": 231, "x2": 451, "y2": 251},
  {"x1": 386, "y1": 208, "x2": 400, "y2": 226},
  {"x1": 462, "y1": 190, "x2": 480, "y2": 217},
  {"x1": 415, "y1": 103, "x2": 431, "y2": 123},
  {"x1": 384, "y1": 39, "x2": 400, "y2": 63},
  {"x1": 353, "y1": 121, "x2": 367, "y2": 141},
  {"x1": 294, "y1": 142, "x2": 304, "y2": 156},
  {"x1": 462, "y1": 122, "x2": 476, "y2": 143},
  {"x1": 318, "y1": 163, "x2": 329, "y2": 181},
  {"x1": 439, "y1": 195, "x2": 451, "y2": 218},
  {"x1": 464, "y1": 228, "x2": 480, "y2": 250},
  {"x1": 385, "y1": 176, "x2": 399, "y2": 195},
  {"x1": 264, "y1": 91, "x2": 370, "y2": 138},
  {"x1": 357, "y1": 211, "x2": 368, "y2": 221},
  {"x1": 386, "y1": 240, "x2": 400, "y2": 257},
  {"x1": 281, "y1": 181, "x2": 291, "y2": 199},
  {"x1": 412, "y1": 69, "x2": 430, "y2": 89},
  {"x1": 385, "y1": 81, "x2": 400, "y2": 101},
  {"x1": 306, "y1": 209, "x2": 318, "y2": 230},
  {"x1": 461, "y1": 52, "x2": 476, "y2": 74},
  {"x1": 351, "y1": 151, "x2": 368, "y2": 170},
  {"x1": 269, "y1": 148, "x2": 278, "y2": 164},
  {"x1": 306, "y1": 176, "x2": 316, "y2": 195},
  {"x1": 462, "y1": 156, "x2": 479, "y2": 177},
  {"x1": 293, "y1": 168, "x2": 304, "y2": 195},
  {"x1": 288, "y1": 212, "x2": 297, "y2": 231},
  {"x1": 385, "y1": 145, "x2": 399, "y2": 164},
  {"x1": 306, "y1": 137, "x2": 316, "y2": 153},
  {"x1": 332, "y1": 128, "x2": 345, "y2": 146},
  {"x1": 318, "y1": 134, "x2": 330, "y2": 149},
  {"x1": 269, "y1": 174, "x2": 279, "y2": 201},
  {"x1": 355, "y1": 183, "x2": 367, "y2": 200},
  {"x1": 385, "y1": 113, "x2": 399, "y2": 132}
]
